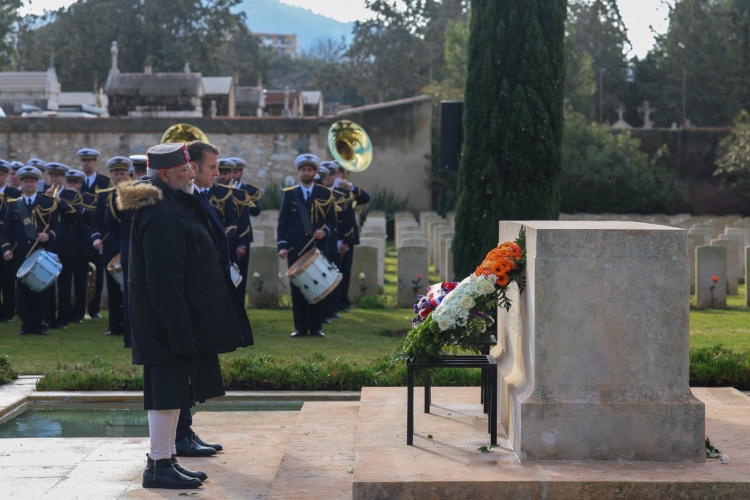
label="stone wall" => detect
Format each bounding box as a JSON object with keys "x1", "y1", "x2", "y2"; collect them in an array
[{"x1": 0, "y1": 95, "x2": 433, "y2": 211}]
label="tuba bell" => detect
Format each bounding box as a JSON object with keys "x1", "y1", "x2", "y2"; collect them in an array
[
  {"x1": 161, "y1": 123, "x2": 209, "y2": 144},
  {"x1": 328, "y1": 120, "x2": 372, "y2": 172}
]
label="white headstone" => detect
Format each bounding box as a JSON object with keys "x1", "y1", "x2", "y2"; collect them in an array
[
  {"x1": 696, "y1": 245, "x2": 727, "y2": 308},
  {"x1": 397, "y1": 245, "x2": 429, "y2": 308},
  {"x1": 711, "y1": 238, "x2": 739, "y2": 294}
]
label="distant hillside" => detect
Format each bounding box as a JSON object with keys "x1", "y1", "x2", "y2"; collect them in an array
[{"x1": 237, "y1": 0, "x2": 354, "y2": 53}]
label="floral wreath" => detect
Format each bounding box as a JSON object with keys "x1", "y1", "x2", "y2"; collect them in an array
[{"x1": 399, "y1": 228, "x2": 526, "y2": 362}]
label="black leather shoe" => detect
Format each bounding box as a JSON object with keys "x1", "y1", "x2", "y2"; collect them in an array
[
  {"x1": 171, "y1": 455, "x2": 207, "y2": 481},
  {"x1": 72, "y1": 319, "x2": 83, "y2": 324},
  {"x1": 91, "y1": 312, "x2": 103, "y2": 318},
  {"x1": 56, "y1": 323, "x2": 68, "y2": 330},
  {"x1": 322, "y1": 318, "x2": 331, "y2": 324},
  {"x1": 17, "y1": 330, "x2": 28, "y2": 335},
  {"x1": 142, "y1": 456, "x2": 201, "y2": 489},
  {"x1": 0, "y1": 318, "x2": 12, "y2": 324},
  {"x1": 340, "y1": 309, "x2": 350, "y2": 313},
  {"x1": 103, "y1": 330, "x2": 114, "y2": 336},
  {"x1": 331, "y1": 312, "x2": 341, "y2": 319},
  {"x1": 192, "y1": 433, "x2": 222, "y2": 452},
  {"x1": 175, "y1": 436, "x2": 217, "y2": 457},
  {"x1": 38, "y1": 329, "x2": 48, "y2": 336},
  {"x1": 290, "y1": 331, "x2": 308, "y2": 337},
  {"x1": 310, "y1": 330, "x2": 325, "y2": 337}
]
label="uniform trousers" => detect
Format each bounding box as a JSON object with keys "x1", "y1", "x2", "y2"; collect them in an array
[
  {"x1": 236, "y1": 250, "x2": 250, "y2": 307},
  {"x1": 69, "y1": 257, "x2": 89, "y2": 322},
  {"x1": 0, "y1": 257, "x2": 16, "y2": 321},
  {"x1": 88, "y1": 255, "x2": 103, "y2": 315},
  {"x1": 56, "y1": 255, "x2": 75, "y2": 325},
  {"x1": 16, "y1": 277, "x2": 51, "y2": 333},
  {"x1": 104, "y1": 254, "x2": 124, "y2": 334},
  {"x1": 289, "y1": 256, "x2": 324, "y2": 334},
  {"x1": 324, "y1": 250, "x2": 341, "y2": 319},
  {"x1": 338, "y1": 246, "x2": 355, "y2": 310}
]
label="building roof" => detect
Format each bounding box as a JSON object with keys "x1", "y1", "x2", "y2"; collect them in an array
[
  {"x1": 301, "y1": 91, "x2": 322, "y2": 105},
  {"x1": 105, "y1": 73, "x2": 204, "y2": 97},
  {"x1": 0, "y1": 72, "x2": 49, "y2": 92},
  {"x1": 202, "y1": 76, "x2": 233, "y2": 95},
  {"x1": 265, "y1": 89, "x2": 297, "y2": 105},
  {"x1": 58, "y1": 92, "x2": 98, "y2": 107},
  {"x1": 235, "y1": 86, "x2": 263, "y2": 105}
]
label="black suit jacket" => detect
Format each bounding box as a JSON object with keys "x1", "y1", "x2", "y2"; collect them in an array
[
  {"x1": 277, "y1": 184, "x2": 337, "y2": 264},
  {"x1": 80, "y1": 173, "x2": 111, "y2": 196}
]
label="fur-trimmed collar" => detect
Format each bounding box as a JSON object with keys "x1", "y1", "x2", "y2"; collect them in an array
[{"x1": 116, "y1": 178, "x2": 164, "y2": 211}]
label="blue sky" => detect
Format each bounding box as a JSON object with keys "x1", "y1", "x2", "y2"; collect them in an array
[{"x1": 22, "y1": 0, "x2": 673, "y2": 59}]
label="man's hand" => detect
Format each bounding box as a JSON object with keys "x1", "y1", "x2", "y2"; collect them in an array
[
  {"x1": 339, "y1": 243, "x2": 349, "y2": 258},
  {"x1": 45, "y1": 186, "x2": 61, "y2": 202},
  {"x1": 339, "y1": 180, "x2": 352, "y2": 190},
  {"x1": 93, "y1": 239, "x2": 103, "y2": 250},
  {"x1": 36, "y1": 232, "x2": 49, "y2": 243},
  {"x1": 236, "y1": 246, "x2": 247, "y2": 260},
  {"x1": 313, "y1": 229, "x2": 326, "y2": 240},
  {"x1": 3, "y1": 251, "x2": 11, "y2": 261},
  {"x1": 278, "y1": 249, "x2": 288, "y2": 259}
]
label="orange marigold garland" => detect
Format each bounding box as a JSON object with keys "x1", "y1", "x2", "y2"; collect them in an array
[{"x1": 474, "y1": 229, "x2": 526, "y2": 311}]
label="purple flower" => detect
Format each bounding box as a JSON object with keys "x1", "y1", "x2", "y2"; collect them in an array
[{"x1": 476, "y1": 311, "x2": 484, "y2": 317}]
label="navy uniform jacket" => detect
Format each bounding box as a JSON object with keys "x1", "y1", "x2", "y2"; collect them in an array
[
  {"x1": 90, "y1": 188, "x2": 120, "y2": 258},
  {"x1": 53, "y1": 189, "x2": 84, "y2": 257},
  {"x1": 80, "y1": 173, "x2": 111, "y2": 196},
  {"x1": 336, "y1": 185, "x2": 370, "y2": 246},
  {"x1": 0, "y1": 194, "x2": 60, "y2": 267},
  {"x1": 106, "y1": 190, "x2": 131, "y2": 269},
  {"x1": 207, "y1": 184, "x2": 239, "y2": 253},
  {"x1": 232, "y1": 182, "x2": 262, "y2": 246},
  {"x1": 59, "y1": 189, "x2": 95, "y2": 260},
  {"x1": 0, "y1": 187, "x2": 22, "y2": 231},
  {"x1": 277, "y1": 184, "x2": 337, "y2": 263}
]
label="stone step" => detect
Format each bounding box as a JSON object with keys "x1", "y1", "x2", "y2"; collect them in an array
[{"x1": 268, "y1": 401, "x2": 359, "y2": 500}]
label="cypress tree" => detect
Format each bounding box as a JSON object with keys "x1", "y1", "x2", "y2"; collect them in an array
[{"x1": 453, "y1": 0, "x2": 566, "y2": 277}]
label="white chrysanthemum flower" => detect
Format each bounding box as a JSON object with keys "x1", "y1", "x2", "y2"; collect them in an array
[
  {"x1": 458, "y1": 296, "x2": 475, "y2": 310},
  {"x1": 253, "y1": 272, "x2": 260, "y2": 279},
  {"x1": 437, "y1": 318, "x2": 453, "y2": 331}
]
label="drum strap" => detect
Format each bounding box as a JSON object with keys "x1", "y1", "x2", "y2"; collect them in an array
[
  {"x1": 16, "y1": 199, "x2": 39, "y2": 241},
  {"x1": 294, "y1": 187, "x2": 314, "y2": 237}
]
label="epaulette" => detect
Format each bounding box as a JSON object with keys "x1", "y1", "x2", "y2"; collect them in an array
[
  {"x1": 282, "y1": 185, "x2": 297, "y2": 192},
  {"x1": 7, "y1": 197, "x2": 20, "y2": 203},
  {"x1": 217, "y1": 183, "x2": 234, "y2": 190}
]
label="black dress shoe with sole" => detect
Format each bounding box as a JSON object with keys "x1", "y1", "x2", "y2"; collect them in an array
[
  {"x1": 17, "y1": 330, "x2": 28, "y2": 335},
  {"x1": 192, "y1": 433, "x2": 223, "y2": 452},
  {"x1": 38, "y1": 329, "x2": 48, "y2": 336},
  {"x1": 142, "y1": 456, "x2": 201, "y2": 489},
  {"x1": 322, "y1": 318, "x2": 331, "y2": 324},
  {"x1": 175, "y1": 436, "x2": 217, "y2": 457},
  {"x1": 331, "y1": 312, "x2": 341, "y2": 319},
  {"x1": 310, "y1": 330, "x2": 325, "y2": 337},
  {"x1": 171, "y1": 455, "x2": 208, "y2": 481},
  {"x1": 290, "y1": 331, "x2": 308, "y2": 337}
]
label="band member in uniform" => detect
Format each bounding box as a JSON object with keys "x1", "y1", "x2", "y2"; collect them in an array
[
  {"x1": 318, "y1": 162, "x2": 349, "y2": 322},
  {"x1": 1, "y1": 166, "x2": 60, "y2": 335},
  {"x1": 78, "y1": 148, "x2": 110, "y2": 318},
  {"x1": 91, "y1": 157, "x2": 130, "y2": 337},
  {"x1": 0, "y1": 160, "x2": 21, "y2": 323},
  {"x1": 120, "y1": 142, "x2": 252, "y2": 489},
  {"x1": 326, "y1": 162, "x2": 370, "y2": 313},
  {"x1": 207, "y1": 160, "x2": 240, "y2": 263},
  {"x1": 277, "y1": 154, "x2": 337, "y2": 337},
  {"x1": 57, "y1": 169, "x2": 96, "y2": 327},
  {"x1": 26, "y1": 158, "x2": 48, "y2": 193},
  {"x1": 8, "y1": 161, "x2": 24, "y2": 189},
  {"x1": 42, "y1": 162, "x2": 70, "y2": 329}
]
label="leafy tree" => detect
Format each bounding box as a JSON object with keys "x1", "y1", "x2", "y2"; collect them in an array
[
  {"x1": 453, "y1": 0, "x2": 566, "y2": 277},
  {"x1": 13, "y1": 0, "x2": 265, "y2": 91},
  {"x1": 715, "y1": 110, "x2": 750, "y2": 180},
  {"x1": 0, "y1": 0, "x2": 21, "y2": 71},
  {"x1": 561, "y1": 107, "x2": 687, "y2": 213},
  {"x1": 566, "y1": 0, "x2": 631, "y2": 123}
]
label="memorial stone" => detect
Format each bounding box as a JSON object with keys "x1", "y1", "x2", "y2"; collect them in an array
[
  {"x1": 399, "y1": 238, "x2": 428, "y2": 248},
  {"x1": 247, "y1": 246, "x2": 280, "y2": 304},
  {"x1": 746, "y1": 246, "x2": 750, "y2": 307},
  {"x1": 435, "y1": 229, "x2": 454, "y2": 274},
  {"x1": 359, "y1": 236, "x2": 385, "y2": 287},
  {"x1": 429, "y1": 223, "x2": 451, "y2": 265},
  {"x1": 349, "y1": 245, "x2": 379, "y2": 303},
  {"x1": 720, "y1": 232, "x2": 746, "y2": 275},
  {"x1": 443, "y1": 241, "x2": 454, "y2": 283},
  {"x1": 688, "y1": 239, "x2": 696, "y2": 290},
  {"x1": 696, "y1": 245, "x2": 727, "y2": 308},
  {"x1": 419, "y1": 211, "x2": 438, "y2": 229},
  {"x1": 711, "y1": 238, "x2": 739, "y2": 294},
  {"x1": 252, "y1": 230, "x2": 265, "y2": 247},
  {"x1": 397, "y1": 245, "x2": 429, "y2": 307},
  {"x1": 496, "y1": 221, "x2": 704, "y2": 462}
]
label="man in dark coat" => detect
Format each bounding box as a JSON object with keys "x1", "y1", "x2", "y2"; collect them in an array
[
  {"x1": 277, "y1": 154, "x2": 337, "y2": 337},
  {"x1": 119, "y1": 142, "x2": 253, "y2": 489},
  {"x1": 0, "y1": 159, "x2": 21, "y2": 323}
]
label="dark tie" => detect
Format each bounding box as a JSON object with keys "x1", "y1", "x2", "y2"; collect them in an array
[
  {"x1": 304, "y1": 189, "x2": 309, "y2": 201},
  {"x1": 26, "y1": 198, "x2": 32, "y2": 209}
]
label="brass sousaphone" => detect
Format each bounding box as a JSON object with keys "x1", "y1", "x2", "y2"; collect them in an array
[
  {"x1": 161, "y1": 123, "x2": 209, "y2": 144},
  {"x1": 328, "y1": 120, "x2": 372, "y2": 172}
]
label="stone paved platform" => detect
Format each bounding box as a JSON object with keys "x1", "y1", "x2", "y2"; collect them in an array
[{"x1": 353, "y1": 386, "x2": 750, "y2": 499}]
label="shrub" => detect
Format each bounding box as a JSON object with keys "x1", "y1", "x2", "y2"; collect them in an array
[
  {"x1": 0, "y1": 355, "x2": 18, "y2": 386},
  {"x1": 36, "y1": 354, "x2": 481, "y2": 391},
  {"x1": 357, "y1": 294, "x2": 390, "y2": 309},
  {"x1": 262, "y1": 182, "x2": 284, "y2": 210},
  {"x1": 690, "y1": 345, "x2": 750, "y2": 390},
  {"x1": 561, "y1": 107, "x2": 688, "y2": 214}
]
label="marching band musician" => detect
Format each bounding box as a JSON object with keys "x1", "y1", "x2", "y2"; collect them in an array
[
  {"x1": 91, "y1": 157, "x2": 131, "y2": 337},
  {"x1": 208, "y1": 159, "x2": 240, "y2": 261},
  {"x1": 42, "y1": 162, "x2": 70, "y2": 329},
  {"x1": 79, "y1": 148, "x2": 110, "y2": 319},
  {"x1": 55, "y1": 168, "x2": 96, "y2": 328},
  {"x1": 0, "y1": 160, "x2": 21, "y2": 323},
  {"x1": 219, "y1": 158, "x2": 256, "y2": 304},
  {"x1": 1, "y1": 166, "x2": 60, "y2": 335},
  {"x1": 26, "y1": 158, "x2": 48, "y2": 193},
  {"x1": 277, "y1": 154, "x2": 337, "y2": 338},
  {"x1": 326, "y1": 161, "x2": 370, "y2": 313},
  {"x1": 8, "y1": 161, "x2": 24, "y2": 190},
  {"x1": 318, "y1": 162, "x2": 349, "y2": 322}
]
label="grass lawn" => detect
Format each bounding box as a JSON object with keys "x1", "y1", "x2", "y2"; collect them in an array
[{"x1": 2, "y1": 248, "x2": 748, "y2": 376}]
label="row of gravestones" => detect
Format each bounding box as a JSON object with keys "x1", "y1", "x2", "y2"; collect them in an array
[{"x1": 562, "y1": 212, "x2": 750, "y2": 307}]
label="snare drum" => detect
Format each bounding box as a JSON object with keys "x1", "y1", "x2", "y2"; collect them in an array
[
  {"x1": 17, "y1": 249, "x2": 62, "y2": 293},
  {"x1": 107, "y1": 254, "x2": 124, "y2": 289},
  {"x1": 230, "y1": 262, "x2": 242, "y2": 288},
  {"x1": 286, "y1": 248, "x2": 342, "y2": 304}
]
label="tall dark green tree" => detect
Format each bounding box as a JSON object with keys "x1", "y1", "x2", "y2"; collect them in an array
[
  {"x1": 453, "y1": 0, "x2": 566, "y2": 277},
  {"x1": 0, "y1": 0, "x2": 21, "y2": 71}
]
